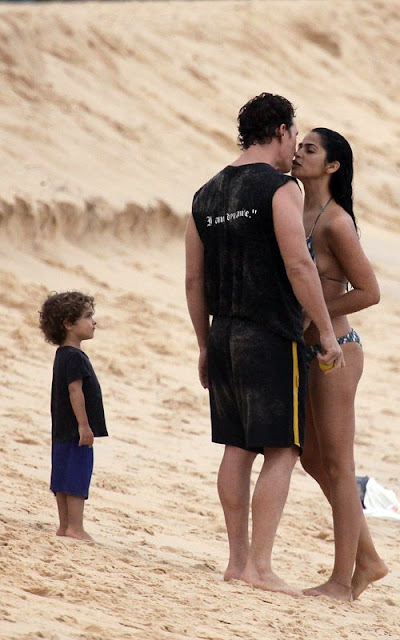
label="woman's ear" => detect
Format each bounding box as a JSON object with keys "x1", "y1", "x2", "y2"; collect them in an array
[{"x1": 326, "y1": 160, "x2": 340, "y2": 174}]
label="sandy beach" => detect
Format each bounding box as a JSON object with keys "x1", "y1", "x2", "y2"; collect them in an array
[{"x1": 0, "y1": 1, "x2": 399, "y2": 639}]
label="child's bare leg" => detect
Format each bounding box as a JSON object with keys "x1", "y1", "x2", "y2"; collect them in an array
[
  {"x1": 55, "y1": 492, "x2": 68, "y2": 536},
  {"x1": 65, "y1": 495, "x2": 94, "y2": 541}
]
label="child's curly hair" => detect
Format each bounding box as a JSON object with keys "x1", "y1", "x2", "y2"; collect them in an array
[{"x1": 39, "y1": 291, "x2": 95, "y2": 345}]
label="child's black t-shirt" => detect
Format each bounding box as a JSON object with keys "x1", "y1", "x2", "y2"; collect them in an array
[{"x1": 51, "y1": 346, "x2": 108, "y2": 441}]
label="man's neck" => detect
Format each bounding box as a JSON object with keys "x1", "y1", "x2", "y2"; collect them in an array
[{"x1": 230, "y1": 141, "x2": 282, "y2": 170}]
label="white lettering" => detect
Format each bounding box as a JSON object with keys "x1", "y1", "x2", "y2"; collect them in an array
[{"x1": 209, "y1": 208, "x2": 258, "y2": 226}]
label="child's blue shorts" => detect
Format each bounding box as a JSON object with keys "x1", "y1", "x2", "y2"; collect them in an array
[{"x1": 50, "y1": 438, "x2": 94, "y2": 500}]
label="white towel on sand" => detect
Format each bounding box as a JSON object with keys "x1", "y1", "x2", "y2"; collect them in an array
[{"x1": 363, "y1": 477, "x2": 400, "y2": 521}]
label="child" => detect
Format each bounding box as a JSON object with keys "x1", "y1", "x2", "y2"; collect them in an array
[{"x1": 39, "y1": 291, "x2": 108, "y2": 541}]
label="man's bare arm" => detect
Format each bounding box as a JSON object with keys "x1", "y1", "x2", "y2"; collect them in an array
[
  {"x1": 185, "y1": 216, "x2": 210, "y2": 387},
  {"x1": 272, "y1": 181, "x2": 344, "y2": 368}
]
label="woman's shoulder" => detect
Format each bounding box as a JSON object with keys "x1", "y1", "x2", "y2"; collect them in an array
[{"x1": 323, "y1": 204, "x2": 357, "y2": 238}]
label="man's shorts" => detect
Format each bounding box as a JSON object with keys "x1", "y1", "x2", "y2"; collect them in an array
[{"x1": 208, "y1": 317, "x2": 306, "y2": 453}]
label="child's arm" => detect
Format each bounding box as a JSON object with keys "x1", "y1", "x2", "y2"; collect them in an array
[{"x1": 68, "y1": 380, "x2": 94, "y2": 447}]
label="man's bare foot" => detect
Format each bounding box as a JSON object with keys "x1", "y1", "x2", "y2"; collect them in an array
[
  {"x1": 224, "y1": 564, "x2": 243, "y2": 582},
  {"x1": 224, "y1": 561, "x2": 247, "y2": 582},
  {"x1": 241, "y1": 568, "x2": 302, "y2": 597},
  {"x1": 303, "y1": 579, "x2": 352, "y2": 602},
  {"x1": 352, "y1": 559, "x2": 389, "y2": 600},
  {"x1": 65, "y1": 527, "x2": 95, "y2": 542},
  {"x1": 56, "y1": 528, "x2": 67, "y2": 537}
]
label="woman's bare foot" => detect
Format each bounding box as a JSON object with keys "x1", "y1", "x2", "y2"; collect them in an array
[
  {"x1": 352, "y1": 559, "x2": 389, "y2": 600},
  {"x1": 241, "y1": 568, "x2": 302, "y2": 597},
  {"x1": 303, "y1": 579, "x2": 352, "y2": 602},
  {"x1": 65, "y1": 527, "x2": 95, "y2": 542}
]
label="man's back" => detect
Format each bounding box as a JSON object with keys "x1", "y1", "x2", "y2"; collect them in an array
[{"x1": 192, "y1": 163, "x2": 302, "y2": 341}]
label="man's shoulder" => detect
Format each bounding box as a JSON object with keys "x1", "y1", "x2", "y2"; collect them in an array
[{"x1": 193, "y1": 167, "x2": 228, "y2": 202}]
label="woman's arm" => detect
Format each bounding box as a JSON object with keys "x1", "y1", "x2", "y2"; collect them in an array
[{"x1": 325, "y1": 215, "x2": 380, "y2": 318}]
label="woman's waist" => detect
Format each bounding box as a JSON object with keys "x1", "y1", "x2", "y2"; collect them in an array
[{"x1": 304, "y1": 316, "x2": 352, "y2": 346}]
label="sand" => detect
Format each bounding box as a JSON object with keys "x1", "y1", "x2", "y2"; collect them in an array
[{"x1": 0, "y1": 1, "x2": 399, "y2": 639}]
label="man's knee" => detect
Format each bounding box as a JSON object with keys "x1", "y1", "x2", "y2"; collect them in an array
[{"x1": 264, "y1": 445, "x2": 298, "y2": 469}]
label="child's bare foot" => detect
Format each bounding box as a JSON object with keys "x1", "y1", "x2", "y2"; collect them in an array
[
  {"x1": 352, "y1": 559, "x2": 389, "y2": 600},
  {"x1": 303, "y1": 579, "x2": 352, "y2": 602},
  {"x1": 65, "y1": 527, "x2": 95, "y2": 542},
  {"x1": 241, "y1": 568, "x2": 302, "y2": 597}
]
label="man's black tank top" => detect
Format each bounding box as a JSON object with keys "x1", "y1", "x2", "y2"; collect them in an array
[{"x1": 192, "y1": 163, "x2": 303, "y2": 342}]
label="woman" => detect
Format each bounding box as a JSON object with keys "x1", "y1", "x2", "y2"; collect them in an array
[{"x1": 291, "y1": 128, "x2": 388, "y2": 601}]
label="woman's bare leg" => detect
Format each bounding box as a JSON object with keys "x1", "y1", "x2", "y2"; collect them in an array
[
  {"x1": 351, "y1": 519, "x2": 388, "y2": 599},
  {"x1": 303, "y1": 345, "x2": 362, "y2": 600},
  {"x1": 302, "y1": 344, "x2": 387, "y2": 600},
  {"x1": 302, "y1": 448, "x2": 387, "y2": 599}
]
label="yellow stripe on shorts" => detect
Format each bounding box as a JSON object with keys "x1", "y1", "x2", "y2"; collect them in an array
[{"x1": 291, "y1": 341, "x2": 300, "y2": 447}]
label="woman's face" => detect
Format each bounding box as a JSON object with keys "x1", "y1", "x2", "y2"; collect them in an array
[{"x1": 291, "y1": 131, "x2": 328, "y2": 180}]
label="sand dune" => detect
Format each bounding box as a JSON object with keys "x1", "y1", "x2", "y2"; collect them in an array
[{"x1": 0, "y1": 2, "x2": 399, "y2": 639}]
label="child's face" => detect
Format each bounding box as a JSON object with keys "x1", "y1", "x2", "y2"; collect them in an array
[{"x1": 68, "y1": 305, "x2": 96, "y2": 342}]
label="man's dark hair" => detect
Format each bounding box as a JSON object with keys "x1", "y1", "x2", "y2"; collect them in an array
[
  {"x1": 39, "y1": 291, "x2": 95, "y2": 345},
  {"x1": 237, "y1": 92, "x2": 296, "y2": 150}
]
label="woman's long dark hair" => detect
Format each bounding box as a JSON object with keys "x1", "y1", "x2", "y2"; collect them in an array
[{"x1": 312, "y1": 127, "x2": 358, "y2": 232}]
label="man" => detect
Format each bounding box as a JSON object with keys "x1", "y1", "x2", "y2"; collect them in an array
[{"x1": 185, "y1": 92, "x2": 344, "y2": 596}]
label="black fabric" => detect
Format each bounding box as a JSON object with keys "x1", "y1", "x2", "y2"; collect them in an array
[
  {"x1": 192, "y1": 163, "x2": 303, "y2": 341},
  {"x1": 208, "y1": 317, "x2": 306, "y2": 452},
  {"x1": 51, "y1": 346, "x2": 108, "y2": 441}
]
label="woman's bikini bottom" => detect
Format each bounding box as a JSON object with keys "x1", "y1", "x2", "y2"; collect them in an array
[{"x1": 305, "y1": 328, "x2": 362, "y2": 365}]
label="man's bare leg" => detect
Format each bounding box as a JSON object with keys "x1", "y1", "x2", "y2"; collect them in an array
[
  {"x1": 241, "y1": 446, "x2": 301, "y2": 596},
  {"x1": 218, "y1": 446, "x2": 257, "y2": 581},
  {"x1": 55, "y1": 492, "x2": 68, "y2": 536},
  {"x1": 65, "y1": 495, "x2": 94, "y2": 542}
]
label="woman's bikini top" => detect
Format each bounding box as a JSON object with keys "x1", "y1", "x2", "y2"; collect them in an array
[{"x1": 306, "y1": 197, "x2": 348, "y2": 286}]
